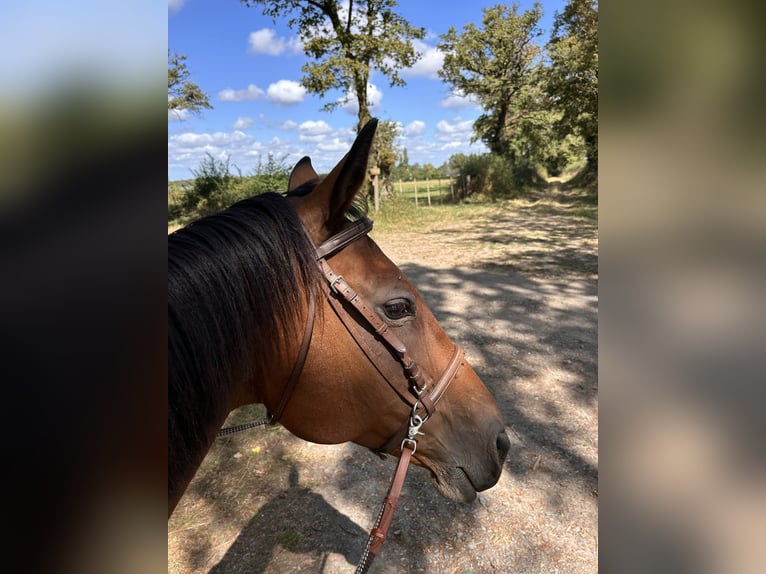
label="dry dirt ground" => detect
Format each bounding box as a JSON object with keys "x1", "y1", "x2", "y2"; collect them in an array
[{"x1": 169, "y1": 190, "x2": 598, "y2": 573}]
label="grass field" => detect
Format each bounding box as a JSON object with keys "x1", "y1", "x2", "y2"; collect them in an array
[
  {"x1": 389, "y1": 179, "x2": 454, "y2": 205},
  {"x1": 168, "y1": 172, "x2": 596, "y2": 235}
]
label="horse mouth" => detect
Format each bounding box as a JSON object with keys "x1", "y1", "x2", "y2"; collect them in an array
[{"x1": 428, "y1": 465, "x2": 479, "y2": 503}]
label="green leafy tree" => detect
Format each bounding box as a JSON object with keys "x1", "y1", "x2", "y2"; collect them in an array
[
  {"x1": 168, "y1": 51, "x2": 212, "y2": 116},
  {"x1": 241, "y1": 0, "x2": 422, "y2": 201},
  {"x1": 546, "y1": 0, "x2": 598, "y2": 175},
  {"x1": 438, "y1": 3, "x2": 547, "y2": 163},
  {"x1": 372, "y1": 119, "x2": 400, "y2": 197},
  {"x1": 241, "y1": 0, "x2": 424, "y2": 133}
]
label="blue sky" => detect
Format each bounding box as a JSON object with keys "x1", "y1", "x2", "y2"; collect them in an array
[{"x1": 168, "y1": 0, "x2": 562, "y2": 181}]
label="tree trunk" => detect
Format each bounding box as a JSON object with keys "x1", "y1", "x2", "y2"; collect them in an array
[{"x1": 355, "y1": 72, "x2": 371, "y2": 133}]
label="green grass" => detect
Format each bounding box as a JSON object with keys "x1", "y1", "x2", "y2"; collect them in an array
[
  {"x1": 168, "y1": 173, "x2": 596, "y2": 235},
  {"x1": 390, "y1": 178, "x2": 454, "y2": 204}
]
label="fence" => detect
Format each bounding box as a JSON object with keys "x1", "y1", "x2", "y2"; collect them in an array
[{"x1": 392, "y1": 179, "x2": 456, "y2": 207}]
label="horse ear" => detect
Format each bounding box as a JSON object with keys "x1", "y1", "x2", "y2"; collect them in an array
[
  {"x1": 287, "y1": 156, "x2": 319, "y2": 193},
  {"x1": 303, "y1": 118, "x2": 378, "y2": 234}
]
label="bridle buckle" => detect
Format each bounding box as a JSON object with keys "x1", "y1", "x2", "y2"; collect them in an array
[{"x1": 329, "y1": 274, "x2": 345, "y2": 294}]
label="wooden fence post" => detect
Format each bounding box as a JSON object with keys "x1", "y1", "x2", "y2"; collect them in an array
[{"x1": 371, "y1": 166, "x2": 381, "y2": 212}]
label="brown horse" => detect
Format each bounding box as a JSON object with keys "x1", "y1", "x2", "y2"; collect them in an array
[{"x1": 168, "y1": 119, "x2": 509, "y2": 517}]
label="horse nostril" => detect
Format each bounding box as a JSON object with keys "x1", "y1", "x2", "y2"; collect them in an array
[{"x1": 496, "y1": 431, "x2": 511, "y2": 461}]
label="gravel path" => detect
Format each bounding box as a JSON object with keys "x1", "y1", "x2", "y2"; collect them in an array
[{"x1": 169, "y1": 195, "x2": 598, "y2": 573}]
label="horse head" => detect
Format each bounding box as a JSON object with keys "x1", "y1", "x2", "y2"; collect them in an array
[{"x1": 275, "y1": 119, "x2": 510, "y2": 502}]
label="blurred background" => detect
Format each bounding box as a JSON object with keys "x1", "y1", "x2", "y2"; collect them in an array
[
  {"x1": 0, "y1": 2, "x2": 167, "y2": 573},
  {"x1": 600, "y1": 1, "x2": 766, "y2": 572}
]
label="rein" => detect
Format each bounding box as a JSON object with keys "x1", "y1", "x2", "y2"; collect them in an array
[{"x1": 218, "y1": 216, "x2": 465, "y2": 572}]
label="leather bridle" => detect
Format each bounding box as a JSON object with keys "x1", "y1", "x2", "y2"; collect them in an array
[
  {"x1": 218, "y1": 215, "x2": 466, "y2": 572},
  {"x1": 271, "y1": 216, "x2": 465, "y2": 448}
]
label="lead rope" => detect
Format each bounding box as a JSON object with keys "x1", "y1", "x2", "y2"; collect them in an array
[
  {"x1": 355, "y1": 403, "x2": 427, "y2": 574},
  {"x1": 355, "y1": 445, "x2": 413, "y2": 573}
]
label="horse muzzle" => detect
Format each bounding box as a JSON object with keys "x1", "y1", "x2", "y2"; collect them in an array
[{"x1": 421, "y1": 426, "x2": 510, "y2": 503}]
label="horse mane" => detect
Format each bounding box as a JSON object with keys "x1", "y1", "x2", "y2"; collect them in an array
[{"x1": 168, "y1": 192, "x2": 320, "y2": 496}]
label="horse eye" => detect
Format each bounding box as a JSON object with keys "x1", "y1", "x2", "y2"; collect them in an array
[{"x1": 383, "y1": 300, "x2": 413, "y2": 320}]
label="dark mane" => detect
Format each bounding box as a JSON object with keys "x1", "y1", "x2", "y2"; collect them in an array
[{"x1": 168, "y1": 192, "x2": 318, "y2": 497}]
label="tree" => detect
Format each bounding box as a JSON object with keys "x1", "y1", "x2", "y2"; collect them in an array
[
  {"x1": 168, "y1": 51, "x2": 212, "y2": 116},
  {"x1": 546, "y1": 0, "x2": 598, "y2": 175},
  {"x1": 241, "y1": 0, "x2": 424, "y2": 133},
  {"x1": 372, "y1": 119, "x2": 400, "y2": 197},
  {"x1": 438, "y1": 3, "x2": 547, "y2": 163}
]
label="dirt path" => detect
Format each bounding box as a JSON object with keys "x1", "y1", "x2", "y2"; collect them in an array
[{"x1": 169, "y1": 194, "x2": 598, "y2": 573}]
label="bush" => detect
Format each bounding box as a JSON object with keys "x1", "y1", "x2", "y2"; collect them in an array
[
  {"x1": 451, "y1": 153, "x2": 541, "y2": 200},
  {"x1": 230, "y1": 154, "x2": 291, "y2": 201},
  {"x1": 182, "y1": 153, "x2": 235, "y2": 216},
  {"x1": 176, "y1": 153, "x2": 293, "y2": 221}
]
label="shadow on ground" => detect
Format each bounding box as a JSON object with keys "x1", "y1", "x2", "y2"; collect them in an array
[
  {"x1": 209, "y1": 465, "x2": 367, "y2": 573},
  {"x1": 401, "y1": 262, "x2": 598, "y2": 493},
  {"x1": 169, "y1": 261, "x2": 598, "y2": 573}
]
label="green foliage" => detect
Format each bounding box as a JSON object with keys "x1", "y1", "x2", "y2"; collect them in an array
[
  {"x1": 168, "y1": 51, "x2": 212, "y2": 116},
  {"x1": 171, "y1": 153, "x2": 292, "y2": 223},
  {"x1": 438, "y1": 3, "x2": 547, "y2": 162},
  {"x1": 450, "y1": 153, "x2": 544, "y2": 200},
  {"x1": 182, "y1": 153, "x2": 234, "y2": 216},
  {"x1": 371, "y1": 119, "x2": 400, "y2": 197},
  {"x1": 546, "y1": 0, "x2": 598, "y2": 174},
  {"x1": 241, "y1": 0, "x2": 424, "y2": 131},
  {"x1": 232, "y1": 153, "x2": 291, "y2": 199}
]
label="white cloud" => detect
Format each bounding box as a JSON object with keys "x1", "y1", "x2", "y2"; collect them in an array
[
  {"x1": 299, "y1": 120, "x2": 334, "y2": 142},
  {"x1": 281, "y1": 120, "x2": 299, "y2": 130},
  {"x1": 168, "y1": 0, "x2": 185, "y2": 14},
  {"x1": 403, "y1": 120, "x2": 427, "y2": 136},
  {"x1": 248, "y1": 29, "x2": 286, "y2": 55},
  {"x1": 338, "y1": 83, "x2": 382, "y2": 114},
  {"x1": 168, "y1": 108, "x2": 190, "y2": 122},
  {"x1": 247, "y1": 28, "x2": 304, "y2": 56},
  {"x1": 402, "y1": 40, "x2": 444, "y2": 79},
  {"x1": 317, "y1": 138, "x2": 354, "y2": 153},
  {"x1": 432, "y1": 117, "x2": 479, "y2": 152},
  {"x1": 171, "y1": 130, "x2": 253, "y2": 150},
  {"x1": 287, "y1": 36, "x2": 304, "y2": 54},
  {"x1": 218, "y1": 84, "x2": 265, "y2": 102},
  {"x1": 232, "y1": 116, "x2": 254, "y2": 130},
  {"x1": 267, "y1": 80, "x2": 306, "y2": 105},
  {"x1": 441, "y1": 89, "x2": 481, "y2": 110},
  {"x1": 435, "y1": 118, "x2": 474, "y2": 136}
]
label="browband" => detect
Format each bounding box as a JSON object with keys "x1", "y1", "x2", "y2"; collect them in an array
[{"x1": 315, "y1": 217, "x2": 373, "y2": 260}]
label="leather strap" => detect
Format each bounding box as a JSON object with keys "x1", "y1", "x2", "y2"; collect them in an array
[
  {"x1": 317, "y1": 257, "x2": 428, "y2": 398},
  {"x1": 315, "y1": 217, "x2": 373, "y2": 260},
  {"x1": 268, "y1": 288, "x2": 317, "y2": 424},
  {"x1": 216, "y1": 288, "x2": 317, "y2": 436},
  {"x1": 355, "y1": 443, "x2": 414, "y2": 573},
  {"x1": 374, "y1": 345, "x2": 465, "y2": 456}
]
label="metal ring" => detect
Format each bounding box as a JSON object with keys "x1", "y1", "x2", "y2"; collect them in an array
[{"x1": 400, "y1": 437, "x2": 417, "y2": 454}]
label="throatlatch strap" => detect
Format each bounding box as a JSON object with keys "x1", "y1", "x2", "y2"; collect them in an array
[
  {"x1": 268, "y1": 287, "x2": 317, "y2": 424},
  {"x1": 216, "y1": 288, "x2": 317, "y2": 437}
]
